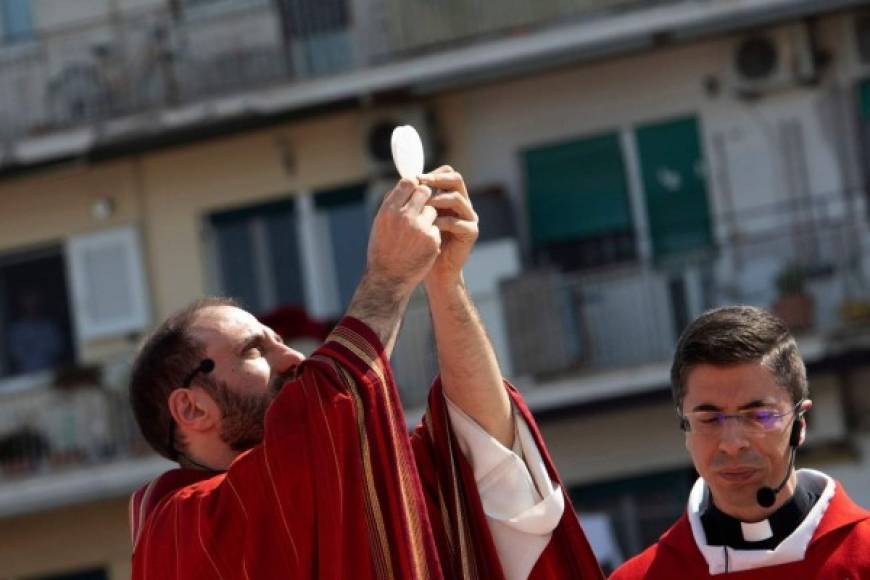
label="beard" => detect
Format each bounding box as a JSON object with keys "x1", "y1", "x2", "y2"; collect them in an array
[{"x1": 207, "y1": 367, "x2": 299, "y2": 452}]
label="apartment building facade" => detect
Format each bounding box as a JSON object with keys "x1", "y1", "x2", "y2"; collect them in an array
[{"x1": 0, "y1": 0, "x2": 869, "y2": 577}]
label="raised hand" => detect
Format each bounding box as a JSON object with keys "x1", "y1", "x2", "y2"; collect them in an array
[
  {"x1": 418, "y1": 166, "x2": 478, "y2": 288},
  {"x1": 347, "y1": 178, "x2": 441, "y2": 354},
  {"x1": 367, "y1": 178, "x2": 441, "y2": 292}
]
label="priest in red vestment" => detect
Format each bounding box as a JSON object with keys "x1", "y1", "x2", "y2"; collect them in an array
[
  {"x1": 128, "y1": 170, "x2": 603, "y2": 579},
  {"x1": 611, "y1": 306, "x2": 870, "y2": 579}
]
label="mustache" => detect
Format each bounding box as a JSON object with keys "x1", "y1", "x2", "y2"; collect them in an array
[
  {"x1": 268, "y1": 365, "x2": 300, "y2": 395},
  {"x1": 710, "y1": 453, "x2": 766, "y2": 470}
]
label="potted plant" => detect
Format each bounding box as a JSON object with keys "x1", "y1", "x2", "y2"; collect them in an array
[{"x1": 772, "y1": 263, "x2": 814, "y2": 332}]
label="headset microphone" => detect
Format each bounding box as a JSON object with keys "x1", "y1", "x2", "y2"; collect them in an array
[{"x1": 756, "y1": 420, "x2": 802, "y2": 508}]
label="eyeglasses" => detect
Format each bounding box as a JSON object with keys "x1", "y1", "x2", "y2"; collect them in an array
[
  {"x1": 678, "y1": 400, "x2": 804, "y2": 436},
  {"x1": 167, "y1": 358, "x2": 215, "y2": 459}
]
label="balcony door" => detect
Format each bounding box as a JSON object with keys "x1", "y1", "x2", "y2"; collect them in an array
[
  {"x1": 0, "y1": 246, "x2": 75, "y2": 381},
  {"x1": 523, "y1": 131, "x2": 637, "y2": 271},
  {"x1": 1, "y1": 0, "x2": 33, "y2": 43},
  {"x1": 635, "y1": 116, "x2": 712, "y2": 261}
]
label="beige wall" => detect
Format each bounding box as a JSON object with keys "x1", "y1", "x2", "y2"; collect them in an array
[
  {"x1": 540, "y1": 400, "x2": 691, "y2": 487},
  {"x1": 0, "y1": 160, "x2": 141, "y2": 254},
  {"x1": 139, "y1": 111, "x2": 367, "y2": 317},
  {"x1": 1, "y1": 11, "x2": 859, "y2": 365},
  {"x1": 0, "y1": 109, "x2": 368, "y2": 365},
  {"x1": 0, "y1": 497, "x2": 130, "y2": 580},
  {"x1": 541, "y1": 370, "x2": 860, "y2": 491}
]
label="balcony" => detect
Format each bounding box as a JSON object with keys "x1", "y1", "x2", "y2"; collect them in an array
[
  {"x1": 393, "y1": 192, "x2": 870, "y2": 408},
  {"x1": 0, "y1": 364, "x2": 167, "y2": 516},
  {"x1": 1, "y1": 191, "x2": 868, "y2": 506},
  {"x1": 0, "y1": 1, "x2": 290, "y2": 141},
  {"x1": 0, "y1": 0, "x2": 850, "y2": 148},
  {"x1": 375, "y1": 0, "x2": 646, "y2": 57},
  {"x1": 0, "y1": 0, "x2": 651, "y2": 142}
]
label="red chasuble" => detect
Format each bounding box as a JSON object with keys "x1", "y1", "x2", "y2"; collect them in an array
[
  {"x1": 130, "y1": 317, "x2": 442, "y2": 579},
  {"x1": 610, "y1": 482, "x2": 870, "y2": 580},
  {"x1": 412, "y1": 380, "x2": 605, "y2": 580}
]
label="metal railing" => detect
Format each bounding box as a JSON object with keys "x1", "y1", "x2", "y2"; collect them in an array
[
  {"x1": 379, "y1": 0, "x2": 645, "y2": 57},
  {"x1": 0, "y1": 379, "x2": 148, "y2": 482},
  {"x1": 2, "y1": 190, "x2": 867, "y2": 484},
  {"x1": 0, "y1": 0, "x2": 674, "y2": 141},
  {"x1": 393, "y1": 193, "x2": 870, "y2": 400}
]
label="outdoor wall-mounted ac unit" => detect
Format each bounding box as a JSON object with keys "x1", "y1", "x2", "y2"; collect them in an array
[
  {"x1": 730, "y1": 23, "x2": 817, "y2": 98},
  {"x1": 361, "y1": 105, "x2": 438, "y2": 178}
]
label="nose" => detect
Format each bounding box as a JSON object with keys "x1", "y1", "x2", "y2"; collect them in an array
[
  {"x1": 717, "y1": 419, "x2": 751, "y2": 455},
  {"x1": 269, "y1": 343, "x2": 305, "y2": 374}
]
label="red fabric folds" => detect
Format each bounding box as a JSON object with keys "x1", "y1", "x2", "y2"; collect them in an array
[
  {"x1": 130, "y1": 316, "x2": 605, "y2": 579},
  {"x1": 610, "y1": 482, "x2": 870, "y2": 579},
  {"x1": 131, "y1": 317, "x2": 441, "y2": 580},
  {"x1": 412, "y1": 379, "x2": 605, "y2": 580}
]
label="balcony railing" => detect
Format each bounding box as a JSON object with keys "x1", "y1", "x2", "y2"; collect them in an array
[
  {"x1": 392, "y1": 192, "x2": 870, "y2": 406},
  {"x1": 0, "y1": 375, "x2": 148, "y2": 484},
  {"x1": 0, "y1": 0, "x2": 676, "y2": 142},
  {"x1": 2, "y1": 190, "x2": 867, "y2": 487},
  {"x1": 380, "y1": 0, "x2": 644, "y2": 56}
]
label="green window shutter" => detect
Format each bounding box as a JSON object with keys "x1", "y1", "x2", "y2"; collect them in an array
[
  {"x1": 858, "y1": 79, "x2": 870, "y2": 121},
  {"x1": 635, "y1": 116, "x2": 712, "y2": 260},
  {"x1": 524, "y1": 132, "x2": 633, "y2": 247}
]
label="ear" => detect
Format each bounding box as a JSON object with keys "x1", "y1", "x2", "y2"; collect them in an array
[
  {"x1": 168, "y1": 388, "x2": 219, "y2": 433},
  {"x1": 797, "y1": 399, "x2": 813, "y2": 447}
]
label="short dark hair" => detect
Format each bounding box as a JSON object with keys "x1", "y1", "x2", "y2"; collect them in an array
[
  {"x1": 670, "y1": 305, "x2": 808, "y2": 409},
  {"x1": 129, "y1": 297, "x2": 238, "y2": 460}
]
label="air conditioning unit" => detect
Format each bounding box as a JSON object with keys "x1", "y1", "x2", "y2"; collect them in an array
[
  {"x1": 361, "y1": 105, "x2": 438, "y2": 178},
  {"x1": 730, "y1": 23, "x2": 817, "y2": 98}
]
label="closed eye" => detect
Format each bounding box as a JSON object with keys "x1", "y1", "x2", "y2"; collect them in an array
[
  {"x1": 240, "y1": 334, "x2": 267, "y2": 356},
  {"x1": 696, "y1": 413, "x2": 723, "y2": 425},
  {"x1": 746, "y1": 409, "x2": 778, "y2": 427}
]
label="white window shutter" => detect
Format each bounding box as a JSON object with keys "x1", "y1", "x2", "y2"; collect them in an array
[{"x1": 65, "y1": 226, "x2": 151, "y2": 342}]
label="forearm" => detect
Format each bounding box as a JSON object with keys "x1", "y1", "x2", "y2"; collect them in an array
[
  {"x1": 345, "y1": 269, "x2": 413, "y2": 357},
  {"x1": 426, "y1": 277, "x2": 513, "y2": 447}
]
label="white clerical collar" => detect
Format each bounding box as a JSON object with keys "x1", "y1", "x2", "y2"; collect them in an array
[
  {"x1": 740, "y1": 519, "x2": 773, "y2": 542},
  {"x1": 687, "y1": 469, "x2": 835, "y2": 575}
]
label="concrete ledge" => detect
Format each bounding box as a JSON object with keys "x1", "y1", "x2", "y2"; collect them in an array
[{"x1": 0, "y1": 455, "x2": 172, "y2": 519}]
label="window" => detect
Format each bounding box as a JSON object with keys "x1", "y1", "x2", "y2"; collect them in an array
[
  {"x1": 523, "y1": 132, "x2": 637, "y2": 271},
  {"x1": 0, "y1": 246, "x2": 75, "y2": 381},
  {"x1": 277, "y1": 0, "x2": 349, "y2": 36},
  {"x1": 571, "y1": 468, "x2": 695, "y2": 567},
  {"x1": 26, "y1": 567, "x2": 108, "y2": 580},
  {"x1": 275, "y1": 0, "x2": 352, "y2": 76},
  {"x1": 313, "y1": 183, "x2": 368, "y2": 310},
  {"x1": 472, "y1": 185, "x2": 516, "y2": 243},
  {"x1": 634, "y1": 116, "x2": 712, "y2": 260},
  {"x1": 857, "y1": 78, "x2": 870, "y2": 202},
  {"x1": 1, "y1": 0, "x2": 33, "y2": 44},
  {"x1": 523, "y1": 117, "x2": 712, "y2": 270},
  {"x1": 65, "y1": 227, "x2": 151, "y2": 342},
  {"x1": 208, "y1": 198, "x2": 305, "y2": 315},
  {"x1": 182, "y1": 0, "x2": 266, "y2": 12}
]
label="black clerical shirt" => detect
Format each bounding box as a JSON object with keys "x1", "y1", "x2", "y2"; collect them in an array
[{"x1": 701, "y1": 471, "x2": 825, "y2": 550}]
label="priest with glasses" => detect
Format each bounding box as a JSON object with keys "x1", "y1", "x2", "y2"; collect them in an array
[{"x1": 611, "y1": 306, "x2": 870, "y2": 579}]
